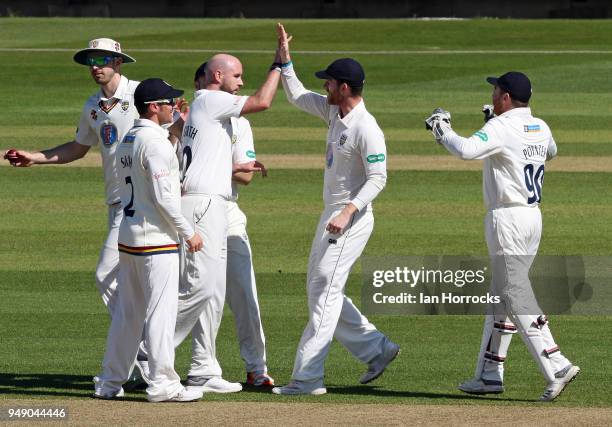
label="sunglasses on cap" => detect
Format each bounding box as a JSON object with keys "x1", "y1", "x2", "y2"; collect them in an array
[
  {"x1": 86, "y1": 56, "x2": 117, "y2": 67},
  {"x1": 143, "y1": 99, "x2": 176, "y2": 106}
]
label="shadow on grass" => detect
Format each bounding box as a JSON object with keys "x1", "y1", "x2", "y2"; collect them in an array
[
  {"x1": 0, "y1": 373, "x2": 141, "y2": 401},
  {"x1": 1, "y1": 373, "x2": 537, "y2": 403},
  {"x1": 326, "y1": 385, "x2": 535, "y2": 403}
]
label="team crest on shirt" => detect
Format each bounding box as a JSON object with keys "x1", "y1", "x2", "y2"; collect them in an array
[
  {"x1": 339, "y1": 134, "x2": 348, "y2": 146},
  {"x1": 121, "y1": 100, "x2": 130, "y2": 111},
  {"x1": 326, "y1": 143, "x2": 334, "y2": 168},
  {"x1": 100, "y1": 122, "x2": 118, "y2": 146},
  {"x1": 90, "y1": 109, "x2": 98, "y2": 121}
]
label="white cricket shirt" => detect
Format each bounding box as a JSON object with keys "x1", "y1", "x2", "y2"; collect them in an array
[
  {"x1": 116, "y1": 119, "x2": 194, "y2": 254},
  {"x1": 75, "y1": 75, "x2": 140, "y2": 205},
  {"x1": 226, "y1": 116, "x2": 255, "y2": 233},
  {"x1": 181, "y1": 89, "x2": 248, "y2": 198},
  {"x1": 440, "y1": 107, "x2": 557, "y2": 210},
  {"x1": 281, "y1": 64, "x2": 387, "y2": 211},
  {"x1": 229, "y1": 116, "x2": 256, "y2": 201}
]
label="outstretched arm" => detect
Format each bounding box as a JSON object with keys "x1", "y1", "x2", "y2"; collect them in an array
[
  {"x1": 277, "y1": 23, "x2": 329, "y2": 121},
  {"x1": 425, "y1": 108, "x2": 503, "y2": 160},
  {"x1": 240, "y1": 25, "x2": 285, "y2": 115},
  {"x1": 4, "y1": 140, "x2": 90, "y2": 167},
  {"x1": 241, "y1": 70, "x2": 281, "y2": 115}
]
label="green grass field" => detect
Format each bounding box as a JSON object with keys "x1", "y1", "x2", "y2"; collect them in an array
[{"x1": 1, "y1": 18, "x2": 611, "y2": 409}]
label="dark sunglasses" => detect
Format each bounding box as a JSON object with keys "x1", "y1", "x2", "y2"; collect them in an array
[{"x1": 86, "y1": 56, "x2": 115, "y2": 67}]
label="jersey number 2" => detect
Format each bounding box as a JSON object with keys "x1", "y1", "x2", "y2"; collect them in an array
[
  {"x1": 124, "y1": 176, "x2": 136, "y2": 217},
  {"x1": 524, "y1": 164, "x2": 545, "y2": 204},
  {"x1": 181, "y1": 146, "x2": 192, "y2": 182}
]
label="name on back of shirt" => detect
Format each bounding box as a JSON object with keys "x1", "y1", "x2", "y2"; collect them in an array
[
  {"x1": 183, "y1": 125, "x2": 199, "y2": 140},
  {"x1": 522, "y1": 144, "x2": 547, "y2": 161},
  {"x1": 120, "y1": 154, "x2": 132, "y2": 169}
]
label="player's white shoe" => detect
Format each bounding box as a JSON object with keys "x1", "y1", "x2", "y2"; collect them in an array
[
  {"x1": 272, "y1": 380, "x2": 327, "y2": 396},
  {"x1": 93, "y1": 387, "x2": 125, "y2": 400},
  {"x1": 186, "y1": 376, "x2": 242, "y2": 393},
  {"x1": 360, "y1": 338, "x2": 400, "y2": 384},
  {"x1": 148, "y1": 386, "x2": 203, "y2": 403},
  {"x1": 540, "y1": 365, "x2": 580, "y2": 402},
  {"x1": 458, "y1": 378, "x2": 505, "y2": 395}
]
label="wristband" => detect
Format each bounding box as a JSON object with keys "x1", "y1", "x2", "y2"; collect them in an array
[
  {"x1": 281, "y1": 61, "x2": 293, "y2": 68},
  {"x1": 270, "y1": 62, "x2": 282, "y2": 72}
]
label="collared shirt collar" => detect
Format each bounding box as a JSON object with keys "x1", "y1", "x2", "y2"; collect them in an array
[
  {"x1": 133, "y1": 118, "x2": 170, "y2": 138},
  {"x1": 337, "y1": 99, "x2": 366, "y2": 127},
  {"x1": 194, "y1": 89, "x2": 206, "y2": 99},
  {"x1": 100, "y1": 75, "x2": 128, "y2": 102},
  {"x1": 499, "y1": 106, "x2": 532, "y2": 118}
]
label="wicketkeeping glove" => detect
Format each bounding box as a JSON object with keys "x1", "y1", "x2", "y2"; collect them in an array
[
  {"x1": 424, "y1": 108, "x2": 452, "y2": 142},
  {"x1": 482, "y1": 104, "x2": 495, "y2": 122}
]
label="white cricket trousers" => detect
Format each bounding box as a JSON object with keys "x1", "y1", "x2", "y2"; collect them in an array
[
  {"x1": 95, "y1": 251, "x2": 183, "y2": 401},
  {"x1": 176, "y1": 194, "x2": 228, "y2": 377},
  {"x1": 190, "y1": 202, "x2": 268, "y2": 376},
  {"x1": 292, "y1": 206, "x2": 386, "y2": 382},
  {"x1": 476, "y1": 206, "x2": 570, "y2": 383},
  {"x1": 95, "y1": 203, "x2": 122, "y2": 317}
]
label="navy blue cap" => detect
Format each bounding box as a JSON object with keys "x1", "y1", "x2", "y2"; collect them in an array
[
  {"x1": 194, "y1": 62, "x2": 207, "y2": 81},
  {"x1": 315, "y1": 58, "x2": 365, "y2": 88},
  {"x1": 486, "y1": 71, "x2": 532, "y2": 103},
  {"x1": 135, "y1": 78, "x2": 184, "y2": 105}
]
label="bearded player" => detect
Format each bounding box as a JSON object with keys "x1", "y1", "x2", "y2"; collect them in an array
[{"x1": 272, "y1": 24, "x2": 400, "y2": 396}]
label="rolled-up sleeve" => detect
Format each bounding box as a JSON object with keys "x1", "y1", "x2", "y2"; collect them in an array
[
  {"x1": 204, "y1": 90, "x2": 248, "y2": 121},
  {"x1": 75, "y1": 103, "x2": 97, "y2": 147}
]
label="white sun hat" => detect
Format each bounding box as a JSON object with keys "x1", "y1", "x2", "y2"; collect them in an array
[{"x1": 73, "y1": 38, "x2": 136, "y2": 65}]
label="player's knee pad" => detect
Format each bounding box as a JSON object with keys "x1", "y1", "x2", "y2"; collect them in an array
[
  {"x1": 483, "y1": 319, "x2": 517, "y2": 364},
  {"x1": 509, "y1": 313, "x2": 552, "y2": 357},
  {"x1": 535, "y1": 315, "x2": 562, "y2": 358}
]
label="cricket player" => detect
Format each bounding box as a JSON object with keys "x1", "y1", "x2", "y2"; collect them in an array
[
  {"x1": 425, "y1": 71, "x2": 580, "y2": 401},
  {"x1": 174, "y1": 41, "x2": 282, "y2": 393},
  {"x1": 188, "y1": 63, "x2": 274, "y2": 388},
  {"x1": 94, "y1": 78, "x2": 203, "y2": 402},
  {"x1": 272, "y1": 24, "x2": 400, "y2": 396},
  {"x1": 4, "y1": 38, "x2": 138, "y2": 318}
]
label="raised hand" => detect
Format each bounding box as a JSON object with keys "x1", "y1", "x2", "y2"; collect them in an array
[
  {"x1": 276, "y1": 23, "x2": 293, "y2": 64},
  {"x1": 175, "y1": 98, "x2": 190, "y2": 122}
]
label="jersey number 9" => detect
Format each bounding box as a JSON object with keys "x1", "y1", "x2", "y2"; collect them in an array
[{"x1": 524, "y1": 164, "x2": 545, "y2": 204}]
